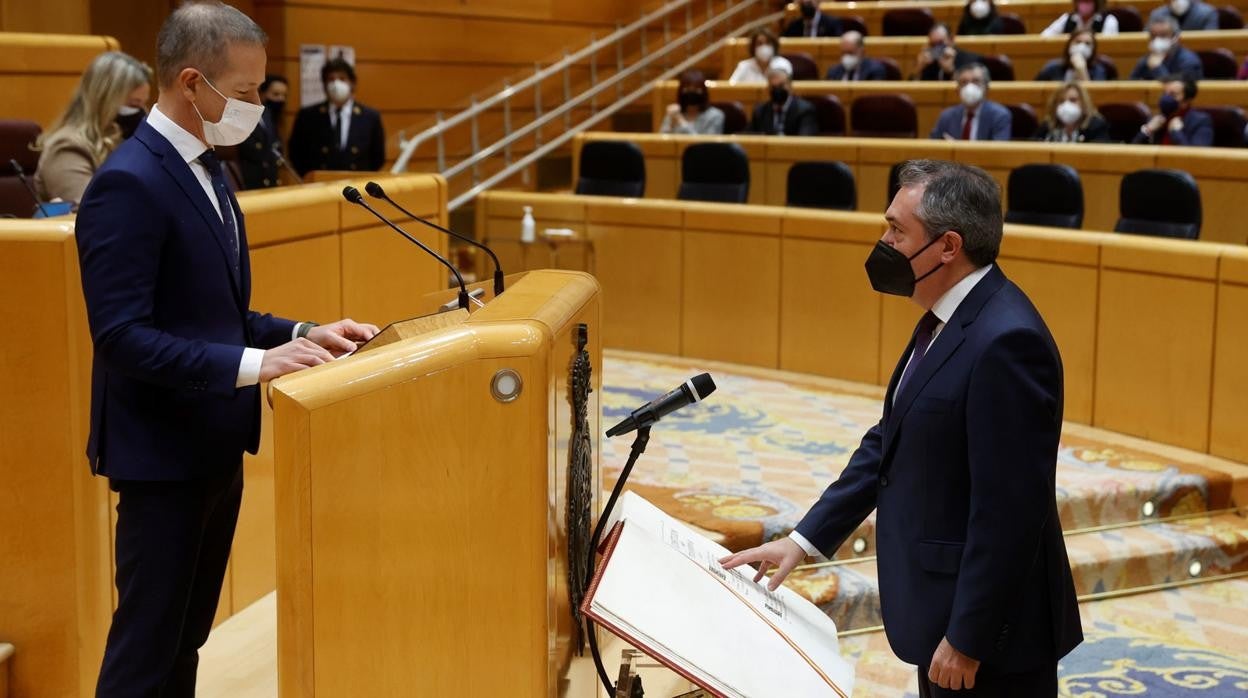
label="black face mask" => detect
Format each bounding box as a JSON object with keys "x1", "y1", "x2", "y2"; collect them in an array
[
  {"x1": 770, "y1": 86, "x2": 789, "y2": 106},
  {"x1": 115, "y1": 110, "x2": 145, "y2": 140},
  {"x1": 264, "y1": 100, "x2": 285, "y2": 121},
  {"x1": 864, "y1": 234, "x2": 947, "y2": 296},
  {"x1": 800, "y1": 2, "x2": 817, "y2": 18},
  {"x1": 678, "y1": 91, "x2": 707, "y2": 110}
]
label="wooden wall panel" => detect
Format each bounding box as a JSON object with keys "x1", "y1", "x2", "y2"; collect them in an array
[
  {"x1": 0, "y1": 33, "x2": 120, "y2": 128},
  {"x1": 0, "y1": 0, "x2": 89, "y2": 33},
  {"x1": 1210, "y1": 250, "x2": 1248, "y2": 463},
  {"x1": 681, "y1": 228, "x2": 781, "y2": 368}
]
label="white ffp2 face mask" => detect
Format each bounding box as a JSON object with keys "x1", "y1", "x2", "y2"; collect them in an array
[
  {"x1": 1069, "y1": 42, "x2": 1094, "y2": 60},
  {"x1": 1150, "y1": 37, "x2": 1174, "y2": 54},
  {"x1": 754, "y1": 44, "x2": 775, "y2": 63},
  {"x1": 1056, "y1": 100, "x2": 1083, "y2": 126},
  {"x1": 326, "y1": 79, "x2": 352, "y2": 104},
  {"x1": 960, "y1": 82, "x2": 985, "y2": 106},
  {"x1": 192, "y1": 73, "x2": 264, "y2": 147}
]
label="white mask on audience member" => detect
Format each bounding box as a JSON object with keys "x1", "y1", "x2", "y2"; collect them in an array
[
  {"x1": 1170, "y1": 0, "x2": 1191, "y2": 15},
  {"x1": 960, "y1": 82, "x2": 985, "y2": 106},
  {"x1": 1069, "y1": 42, "x2": 1094, "y2": 60},
  {"x1": 326, "y1": 79, "x2": 352, "y2": 104},
  {"x1": 970, "y1": 0, "x2": 992, "y2": 19},
  {"x1": 1056, "y1": 100, "x2": 1083, "y2": 126},
  {"x1": 841, "y1": 53, "x2": 860, "y2": 71},
  {"x1": 193, "y1": 73, "x2": 265, "y2": 147},
  {"x1": 1150, "y1": 37, "x2": 1173, "y2": 54},
  {"x1": 755, "y1": 43, "x2": 775, "y2": 63}
]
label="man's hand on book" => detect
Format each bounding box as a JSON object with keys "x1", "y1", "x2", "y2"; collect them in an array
[{"x1": 717, "y1": 538, "x2": 805, "y2": 591}]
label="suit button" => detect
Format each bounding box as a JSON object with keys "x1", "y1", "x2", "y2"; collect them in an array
[
  {"x1": 263, "y1": 178, "x2": 271, "y2": 186},
  {"x1": 351, "y1": 146, "x2": 359, "y2": 154},
  {"x1": 321, "y1": 146, "x2": 328, "y2": 154},
  {"x1": 879, "y1": 475, "x2": 890, "y2": 487},
  {"x1": 255, "y1": 142, "x2": 262, "y2": 149}
]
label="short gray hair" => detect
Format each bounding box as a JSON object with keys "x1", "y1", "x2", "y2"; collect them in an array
[
  {"x1": 1150, "y1": 16, "x2": 1181, "y2": 36},
  {"x1": 955, "y1": 62, "x2": 990, "y2": 88},
  {"x1": 897, "y1": 160, "x2": 1002, "y2": 267},
  {"x1": 156, "y1": 1, "x2": 267, "y2": 88}
]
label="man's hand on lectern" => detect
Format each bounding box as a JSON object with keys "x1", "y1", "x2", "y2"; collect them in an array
[
  {"x1": 307, "y1": 318, "x2": 380, "y2": 357},
  {"x1": 718, "y1": 537, "x2": 806, "y2": 591}
]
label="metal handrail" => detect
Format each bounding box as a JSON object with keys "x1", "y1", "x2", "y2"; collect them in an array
[{"x1": 392, "y1": 0, "x2": 721, "y2": 173}]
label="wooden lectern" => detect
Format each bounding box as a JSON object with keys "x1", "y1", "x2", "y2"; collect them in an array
[{"x1": 271, "y1": 270, "x2": 602, "y2": 697}]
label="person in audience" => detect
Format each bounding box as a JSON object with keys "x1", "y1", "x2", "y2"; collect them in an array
[
  {"x1": 1149, "y1": 0, "x2": 1219, "y2": 31},
  {"x1": 288, "y1": 57, "x2": 385, "y2": 175},
  {"x1": 32, "y1": 51, "x2": 152, "y2": 208},
  {"x1": 1128, "y1": 18, "x2": 1203, "y2": 80},
  {"x1": 1035, "y1": 30, "x2": 1114, "y2": 81},
  {"x1": 730, "y1": 27, "x2": 793, "y2": 84},
  {"x1": 660, "y1": 70, "x2": 725, "y2": 135},
  {"x1": 915, "y1": 24, "x2": 981, "y2": 81},
  {"x1": 826, "y1": 31, "x2": 889, "y2": 80},
  {"x1": 237, "y1": 74, "x2": 287, "y2": 189},
  {"x1": 1034, "y1": 81, "x2": 1110, "y2": 142},
  {"x1": 930, "y1": 63, "x2": 1012, "y2": 140},
  {"x1": 958, "y1": 0, "x2": 1005, "y2": 36},
  {"x1": 749, "y1": 64, "x2": 818, "y2": 136},
  {"x1": 1132, "y1": 74, "x2": 1213, "y2": 145},
  {"x1": 783, "y1": 0, "x2": 843, "y2": 37},
  {"x1": 1041, "y1": 0, "x2": 1120, "y2": 36}
]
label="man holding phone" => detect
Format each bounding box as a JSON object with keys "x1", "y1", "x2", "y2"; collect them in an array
[{"x1": 916, "y1": 24, "x2": 981, "y2": 81}]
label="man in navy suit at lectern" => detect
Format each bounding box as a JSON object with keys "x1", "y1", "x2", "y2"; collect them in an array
[
  {"x1": 722, "y1": 160, "x2": 1082, "y2": 696},
  {"x1": 74, "y1": 3, "x2": 376, "y2": 695}
]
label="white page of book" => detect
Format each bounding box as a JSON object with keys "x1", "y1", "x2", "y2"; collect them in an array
[{"x1": 591, "y1": 493, "x2": 855, "y2": 697}]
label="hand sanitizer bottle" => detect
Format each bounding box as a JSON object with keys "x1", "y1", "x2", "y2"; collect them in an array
[{"x1": 521, "y1": 206, "x2": 536, "y2": 244}]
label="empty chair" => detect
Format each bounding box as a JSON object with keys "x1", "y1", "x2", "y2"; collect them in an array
[
  {"x1": 998, "y1": 13, "x2": 1026, "y2": 34},
  {"x1": 786, "y1": 161, "x2": 857, "y2": 210},
  {"x1": 850, "y1": 94, "x2": 918, "y2": 137},
  {"x1": 878, "y1": 57, "x2": 903, "y2": 81},
  {"x1": 0, "y1": 119, "x2": 43, "y2": 218},
  {"x1": 783, "y1": 52, "x2": 820, "y2": 81},
  {"x1": 840, "y1": 15, "x2": 868, "y2": 35},
  {"x1": 1198, "y1": 49, "x2": 1238, "y2": 79},
  {"x1": 1218, "y1": 5, "x2": 1244, "y2": 29},
  {"x1": 1006, "y1": 103, "x2": 1039, "y2": 140},
  {"x1": 713, "y1": 101, "x2": 749, "y2": 135},
  {"x1": 981, "y1": 54, "x2": 1015, "y2": 81},
  {"x1": 1114, "y1": 169, "x2": 1201, "y2": 239},
  {"x1": 1005, "y1": 164, "x2": 1084, "y2": 229},
  {"x1": 575, "y1": 140, "x2": 645, "y2": 197},
  {"x1": 807, "y1": 95, "x2": 847, "y2": 135},
  {"x1": 1107, "y1": 6, "x2": 1144, "y2": 31},
  {"x1": 678, "y1": 142, "x2": 749, "y2": 204},
  {"x1": 882, "y1": 7, "x2": 935, "y2": 36},
  {"x1": 1195, "y1": 105, "x2": 1247, "y2": 147},
  {"x1": 1098, "y1": 102, "x2": 1151, "y2": 143}
]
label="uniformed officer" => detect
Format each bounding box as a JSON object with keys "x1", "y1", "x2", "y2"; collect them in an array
[
  {"x1": 288, "y1": 57, "x2": 385, "y2": 176},
  {"x1": 237, "y1": 73, "x2": 287, "y2": 189}
]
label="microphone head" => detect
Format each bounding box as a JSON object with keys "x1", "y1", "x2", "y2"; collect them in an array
[
  {"x1": 341, "y1": 185, "x2": 363, "y2": 204},
  {"x1": 365, "y1": 181, "x2": 386, "y2": 199},
  {"x1": 688, "y1": 373, "x2": 716, "y2": 402}
]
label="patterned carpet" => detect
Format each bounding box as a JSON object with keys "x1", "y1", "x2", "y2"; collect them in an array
[{"x1": 599, "y1": 351, "x2": 1248, "y2": 697}]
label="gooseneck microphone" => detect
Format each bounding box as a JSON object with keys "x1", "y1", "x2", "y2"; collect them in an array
[
  {"x1": 341, "y1": 186, "x2": 470, "y2": 311},
  {"x1": 271, "y1": 143, "x2": 303, "y2": 185},
  {"x1": 10, "y1": 159, "x2": 51, "y2": 218},
  {"x1": 605, "y1": 373, "x2": 716, "y2": 437},
  {"x1": 365, "y1": 181, "x2": 505, "y2": 297}
]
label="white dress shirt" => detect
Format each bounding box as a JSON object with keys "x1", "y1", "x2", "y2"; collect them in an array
[
  {"x1": 728, "y1": 56, "x2": 794, "y2": 84},
  {"x1": 330, "y1": 98, "x2": 354, "y2": 150},
  {"x1": 789, "y1": 264, "x2": 994, "y2": 559},
  {"x1": 145, "y1": 105, "x2": 305, "y2": 388},
  {"x1": 1040, "y1": 12, "x2": 1119, "y2": 36}
]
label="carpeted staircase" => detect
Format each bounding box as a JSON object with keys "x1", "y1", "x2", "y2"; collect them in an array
[{"x1": 601, "y1": 351, "x2": 1248, "y2": 696}]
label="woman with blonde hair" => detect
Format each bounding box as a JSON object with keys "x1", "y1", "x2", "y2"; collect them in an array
[
  {"x1": 1033, "y1": 81, "x2": 1110, "y2": 142},
  {"x1": 33, "y1": 51, "x2": 152, "y2": 207}
]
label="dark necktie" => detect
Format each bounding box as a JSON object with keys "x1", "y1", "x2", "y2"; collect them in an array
[
  {"x1": 195, "y1": 150, "x2": 240, "y2": 274},
  {"x1": 961, "y1": 108, "x2": 976, "y2": 140},
  {"x1": 895, "y1": 311, "x2": 941, "y2": 399},
  {"x1": 332, "y1": 106, "x2": 346, "y2": 150}
]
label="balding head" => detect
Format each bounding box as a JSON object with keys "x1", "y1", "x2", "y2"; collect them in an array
[
  {"x1": 156, "y1": 1, "x2": 267, "y2": 88},
  {"x1": 840, "y1": 30, "x2": 865, "y2": 55}
]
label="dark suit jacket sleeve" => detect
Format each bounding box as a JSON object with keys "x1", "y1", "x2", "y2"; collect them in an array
[
  {"x1": 288, "y1": 108, "x2": 314, "y2": 175},
  {"x1": 1198, "y1": 4, "x2": 1220, "y2": 29},
  {"x1": 945, "y1": 329, "x2": 1062, "y2": 661},
  {"x1": 1084, "y1": 115, "x2": 1110, "y2": 142},
  {"x1": 368, "y1": 109, "x2": 386, "y2": 170},
  {"x1": 822, "y1": 15, "x2": 843, "y2": 36},
  {"x1": 1170, "y1": 111, "x2": 1214, "y2": 145},
  {"x1": 76, "y1": 169, "x2": 244, "y2": 398},
  {"x1": 864, "y1": 59, "x2": 888, "y2": 80},
  {"x1": 782, "y1": 18, "x2": 802, "y2": 37},
  {"x1": 794, "y1": 420, "x2": 884, "y2": 554},
  {"x1": 931, "y1": 109, "x2": 955, "y2": 139},
  {"x1": 749, "y1": 103, "x2": 768, "y2": 133},
  {"x1": 988, "y1": 105, "x2": 1013, "y2": 140},
  {"x1": 825, "y1": 65, "x2": 844, "y2": 80},
  {"x1": 1177, "y1": 49, "x2": 1205, "y2": 79},
  {"x1": 792, "y1": 103, "x2": 819, "y2": 136},
  {"x1": 246, "y1": 311, "x2": 297, "y2": 350}
]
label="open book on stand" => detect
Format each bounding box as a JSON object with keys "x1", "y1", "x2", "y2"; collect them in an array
[{"x1": 581, "y1": 492, "x2": 855, "y2": 697}]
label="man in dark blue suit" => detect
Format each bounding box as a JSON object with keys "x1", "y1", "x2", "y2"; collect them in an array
[
  {"x1": 825, "y1": 31, "x2": 891, "y2": 81},
  {"x1": 931, "y1": 63, "x2": 1013, "y2": 141},
  {"x1": 1132, "y1": 74, "x2": 1215, "y2": 146},
  {"x1": 783, "y1": 0, "x2": 844, "y2": 37},
  {"x1": 723, "y1": 160, "x2": 1082, "y2": 696},
  {"x1": 74, "y1": 3, "x2": 376, "y2": 695}
]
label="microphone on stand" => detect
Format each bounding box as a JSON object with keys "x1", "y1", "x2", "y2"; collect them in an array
[
  {"x1": 364, "y1": 180, "x2": 505, "y2": 297},
  {"x1": 271, "y1": 142, "x2": 303, "y2": 185},
  {"x1": 605, "y1": 373, "x2": 717, "y2": 437},
  {"x1": 9, "y1": 159, "x2": 51, "y2": 218},
  {"x1": 341, "y1": 186, "x2": 470, "y2": 311}
]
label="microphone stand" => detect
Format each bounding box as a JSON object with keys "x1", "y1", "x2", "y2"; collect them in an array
[{"x1": 585, "y1": 425, "x2": 651, "y2": 696}]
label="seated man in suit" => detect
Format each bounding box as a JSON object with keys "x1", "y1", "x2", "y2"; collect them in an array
[
  {"x1": 826, "y1": 31, "x2": 890, "y2": 81},
  {"x1": 916, "y1": 24, "x2": 981, "y2": 81},
  {"x1": 783, "y1": 0, "x2": 843, "y2": 37},
  {"x1": 1133, "y1": 73, "x2": 1214, "y2": 145},
  {"x1": 236, "y1": 73, "x2": 286, "y2": 189},
  {"x1": 749, "y1": 64, "x2": 819, "y2": 136},
  {"x1": 1128, "y1": 17, "x2": 1204, "y2": 80},
  {"x1": 288, "y1": 57, "x2": 385, "y2": 175},
  {"x1": 1149, "y1": 0, "x2": 1220, "y2": 31},
  {"x1": 931, "y1": 63, "x2": 1012, "y2": 141}
]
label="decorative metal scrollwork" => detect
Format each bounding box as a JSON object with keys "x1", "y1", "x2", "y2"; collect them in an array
[{"x1": 566, "y1": 323, "x2": 594, "y2": 655}]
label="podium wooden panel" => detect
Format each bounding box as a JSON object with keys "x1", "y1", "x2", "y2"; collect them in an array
[{"x1": 271, "y1": 270, "x2": 602, "y2": 697}]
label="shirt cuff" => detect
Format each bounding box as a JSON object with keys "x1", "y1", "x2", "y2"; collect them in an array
[
  {"x1": 788, "y1": 530, "x2": 824, "y2": 560},
  {"x1": 292, "y1": 322, "x2": 307, "y2": 341},
  {"x1": 235, "y1": 347, "x2": 265, "y2": 388}
]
